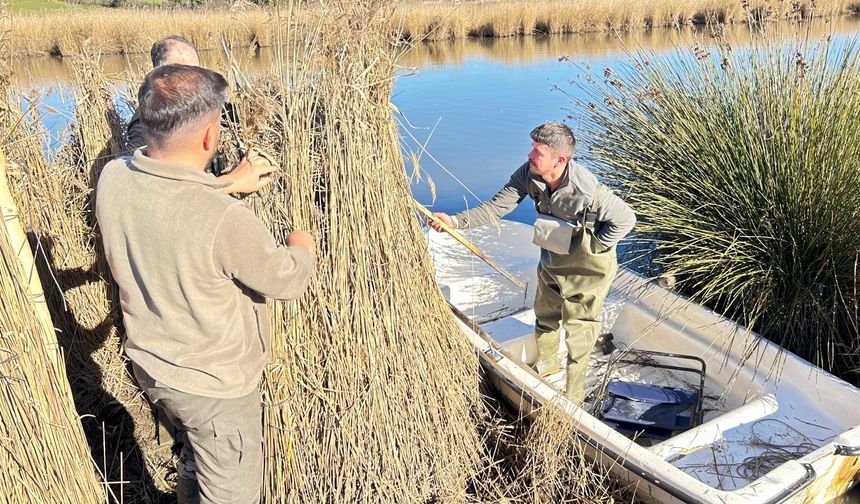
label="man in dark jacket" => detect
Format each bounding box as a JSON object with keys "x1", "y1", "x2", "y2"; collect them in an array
[{"x1": 126, "y1": 35, "x2": 200, "y2": 153}]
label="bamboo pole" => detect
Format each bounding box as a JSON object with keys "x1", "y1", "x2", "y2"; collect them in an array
[
  {"x1": 415, "y1": 199, "x2": 527, "y2": 289},
  {"x1": 0, "y1": 149, "x2": 58, "y2": 355}
]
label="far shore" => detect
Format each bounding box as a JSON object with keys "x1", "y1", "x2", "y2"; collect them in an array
[{"x1": 6, "y1": 0, "x2": 858, "y2": 57}]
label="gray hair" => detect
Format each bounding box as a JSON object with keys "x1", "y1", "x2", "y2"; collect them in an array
[
  {"x1": 138, "y1": 64, "x2": 227, "y2": 147},
  {"x1": 530, "y1": 121, "x2": 576, "y2": 157},
  {"x1": 150, "y1": 35, "x2": 197, "y2": 67}
]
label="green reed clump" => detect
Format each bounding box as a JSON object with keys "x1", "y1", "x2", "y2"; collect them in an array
[{"x1": 576, "y1": 32, "x2": 860, "y2": 379}]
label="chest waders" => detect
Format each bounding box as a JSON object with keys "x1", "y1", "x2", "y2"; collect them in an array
[{"x1": 533, "y1": 185, "x2": 618, "y2": 403}]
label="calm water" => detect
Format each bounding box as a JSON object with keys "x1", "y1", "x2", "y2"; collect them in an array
[
  {"x1": 11, "y1": 17, "x2": 860, "y2": 227},
  {"x1": 9, "y1": 17, "x2": 860, "y2": 503},
  {"x1": 393, "y1": 18, "x2": 860, "y2": 225}
]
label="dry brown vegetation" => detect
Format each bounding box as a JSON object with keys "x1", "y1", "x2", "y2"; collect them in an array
[
  {"x1": 0, "y1": 149, "x2": 107, "y2": 504},
  {"x1": 0, "y1": 1, "x2": 639, "y2": 502},
  {"x1": 397, "y1": 15, "x2": 860, "y2": 67},
  {"x1": 225, "y1": 5, "x2": 486, "y2": 500},
  {"x1": 0, "y1": 3, "x2": 108, "y2": 497},
  {"x1": 9, "y1": 6, "x2": 277, "y2": 56},
  {"x1": 7, "y1": 0, "x2": 858, "y2": 56},
  {"x1": 2, "y1": 57, "x2": 176, "y2": 500},
  {"x1": 393, "y1": 0, "x2": 852, "y2": 41}
]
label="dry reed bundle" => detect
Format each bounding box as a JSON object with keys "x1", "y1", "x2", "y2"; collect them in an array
[
  {"x1": 220, "y1": 3, "x2": 486, "y2": 500},
  {"x1": 0, "y1": 150, "x2": 105, "y2": 503},
  {"x1": 224, "y1": 5, "x2": 634, "y2": 499},
  {"x1": 1, "y1": 59, "x2": 173, "y2": 501},
  {"x1": 519, "y1": 404, "x2": 636, "y2": 503}
]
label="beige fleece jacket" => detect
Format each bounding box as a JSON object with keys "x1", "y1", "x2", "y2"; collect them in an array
[{"x1": 96, "y1": 150, "x2": 314, "y2": 398}]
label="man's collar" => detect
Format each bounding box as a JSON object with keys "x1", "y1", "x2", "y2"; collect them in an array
[{"x1": 130, "y1": 149, "x2": 230, "y2": 189}]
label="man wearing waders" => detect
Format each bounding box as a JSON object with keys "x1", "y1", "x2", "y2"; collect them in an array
[{"x1": 430, "y1": 122, "x2": 635, "y2": 403}]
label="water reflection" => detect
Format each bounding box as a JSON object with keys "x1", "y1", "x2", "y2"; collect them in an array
[
  {"x1": 11, "y1": 16, "x2": 860, "y2": 87},
  {"x1": 9, "y1": 17, "x2": 860, "y2": 227},
  {"x1": 397, "y1": 16, "x2": 860, "y2": 68},
  {"x1": 9, "y1": 49, "x2": 274, "y2": 88}
]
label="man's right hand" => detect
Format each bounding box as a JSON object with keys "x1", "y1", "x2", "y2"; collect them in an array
[
  {"x1": 428, "y1": 212, "x2": 455, "y2": 232},
  {"x1": 219, "y1": 149, "x2": 276, "y2": 195},
  {"x1": 287, "y1": 230, "x2": 316, "y2": 255}
]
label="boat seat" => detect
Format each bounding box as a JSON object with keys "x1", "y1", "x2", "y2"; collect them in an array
[
  {"x1": 601, "y1": 381, "x2": 699, "y2": 440},
  {"x1": 649, "y1": 394, "x2": 779, "y2": 462}
]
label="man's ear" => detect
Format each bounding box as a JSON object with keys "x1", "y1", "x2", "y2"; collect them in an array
[{"x1": 202, "y1": 122, "x2": 217, "y2": 152}]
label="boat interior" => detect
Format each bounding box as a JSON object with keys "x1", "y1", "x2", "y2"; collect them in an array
[{"x1": 428, "y1": 221, "x2": 860, "y2": 493}]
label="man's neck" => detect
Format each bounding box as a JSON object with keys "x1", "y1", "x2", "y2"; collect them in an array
[
  {"x1": 145, "y1": 147, "x2": 205, "y2": 172},
  {"x1": 543, "y1": 163, "x2": 568, "y2": 191}
]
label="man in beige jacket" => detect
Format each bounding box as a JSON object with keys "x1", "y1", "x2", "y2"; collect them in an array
[{"x1": 97, "y1": 64, "x2": 315, "y2": 503}]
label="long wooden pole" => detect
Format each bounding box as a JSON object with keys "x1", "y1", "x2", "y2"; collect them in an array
[
  {"x1": 414, "y1": 200, "x2": 526, "y2": 289},
  {"x1": 0, "y1": 149, "x2": 59, "y2": 355}
]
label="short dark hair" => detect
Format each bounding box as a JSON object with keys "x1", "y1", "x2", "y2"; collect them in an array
[
  {"x1": 530, "y1": 121, "x2": 576, "y2": 157},
  {"x1": 150, "y1": 35, "x2": 196, "y2": 67},
  {"x1": 137, "y1": 64, "x2": 227, "y2": 147}
]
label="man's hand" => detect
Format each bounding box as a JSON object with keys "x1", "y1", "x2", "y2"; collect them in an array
[
  {"x1": 428, "y1": 212, "x2": 455, "y2": 232},
  {"x1": 219, "y1": 149, "x2": 277, "y2": 195},
  {"x1": 287, "y1": 230, "x2": 316, "y2": 255}
]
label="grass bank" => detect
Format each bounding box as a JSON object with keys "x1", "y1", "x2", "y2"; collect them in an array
[
  {"x1": 395, "y1": 0, "x2": 857, "y2": 41},
  {"x1": 7, "y1": 0, "x2": 860, "y2": 56},
  {"x1": 9, "y1": 7, "x2": 277, "y2": 56}
]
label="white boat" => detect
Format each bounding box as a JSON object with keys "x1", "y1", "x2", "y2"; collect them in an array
[{"x1": 427, "y1": 220, "x2": 860, "y2": 503}]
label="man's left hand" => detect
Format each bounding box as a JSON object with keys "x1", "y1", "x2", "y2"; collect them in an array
[{"x1": 219, "y1": 149, "x2": 277, "y2": 195}]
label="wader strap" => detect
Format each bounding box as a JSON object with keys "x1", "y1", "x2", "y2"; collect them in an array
[{"x1": 582, "y1": 183, "x2": 602, "y2": 229}]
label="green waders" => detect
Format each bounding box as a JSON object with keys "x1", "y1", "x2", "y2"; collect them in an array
[{"x1": 533, "y1": 186, "x2": 618, "y2": 403}]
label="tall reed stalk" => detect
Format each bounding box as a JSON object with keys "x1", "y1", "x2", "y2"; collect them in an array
[
  {"x1": 0, "y1": 152, "x2": 107, "y2": 504},
  {"x1": 2, "y1": 58, "x2": 174, "y2": 501},
  {"x1": 222, "y1": 2, "x2": 487, "y2": 500},
  {"x1": 576, "y1": 28, "x2": 860, "y2": 379}
]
